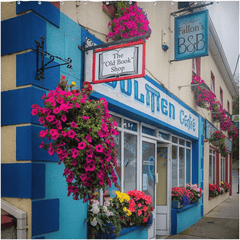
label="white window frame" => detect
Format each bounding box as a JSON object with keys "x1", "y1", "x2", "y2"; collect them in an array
[
  {"x1": 209, "y1": 148, "x2": 216, "y2": 184},
  {"x1": 171, "y1": 134, "x2": 192, "y2": 188},
  {"x1": 192, "y1": 58, "x2": 197, "y2": 76},
  {"x1": 221, "y1": 156, "x2": 225, "y2": 182}
]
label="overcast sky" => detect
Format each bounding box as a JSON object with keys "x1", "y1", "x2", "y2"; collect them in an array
[{"x1": 207, "y1": 1, "x2": 239, "y2": 79}]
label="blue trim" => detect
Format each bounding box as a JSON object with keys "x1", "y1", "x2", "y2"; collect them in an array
[
  {"x1": 174, "y1": 10, "x2": 209, "y2": 61},
  {"x1": 201, "y1": 204, "x2": 204, "y2": 217},
  {"x1": 144, "y1": 75, "x2": 199, "y2": 117},
  {"x1": 32, "y1": 236, "x2": 45, "y2": 239},
  {"x1": 91, "y1": 92, "x2": 198, "y2": 141},
  {"x1": 119, "y1": 225, "x2": 141, "y2": 236},
  {"x1": 1, "y1": 12, "x2": 46, "y2": 56},
  {"x1": 171, "y1": 210, "x2": 177, "y2": 235},
  {"x1": 173, "y1": 202, "x2": 199, "y2": 213},
  {"x1": 1, "y1": 87, "x2": 45, "y2": 126},
  {"x1": 16, "y1": 51, "x2": 60, "y2": 90},
  {"x1": 16, "y1": 125, "x2": 59, "y2": 162},
  {"x1": 1, "y1": 163, "x2": 45, "y2": 199},
  {"x1": 32, "y1": 199, "x2": 59, "y2": 236},
  {"x1": 16, "y1": 1, "x2": 60, "y2": 28}
]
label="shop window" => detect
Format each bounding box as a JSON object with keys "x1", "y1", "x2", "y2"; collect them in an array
[
  {"x1": 209, "y1": 149, "x2": 216, "y2": 184},
  {"x1": 159, "y1": 131, "x2": 170, "y2": 141},
  {"x1": 192, "y1": 58, "x2": 201, "y2": 76},
  {"x1": 220, "y1": 87, "x2": 223, "y2": 106},
  {"x1": 192, "y1": 58, "x2": 197, "y2": 76},
  {"x1": 124, "y1": 133, "x2": 137, "y2": 192},
  {"x1": 172, "y1": 136, "x2": 178, "y2": 144},
  {"x1": 211, "y1": 72, "x2": 215, "y2": 93},
  {"x1": 124, "y1": 119, "x2": 138, "y2": 132},
  {"x1": 102, "y1": 115, "x2": 139, "y2": 203},
  {"x1": 179, "y1": 139, "x2": 185, "y2": 146},
  {"x1": 172, "y1": 136, "x2": 192, "y2": 188},
  {"x1": 186, "y1": 141, "x2": 191, "y2": 148},
  {"x1": 221, "y1": 156, "x2": 225, "y2": 182},
  {"x1": 142, "y1": 126, "x2": 155, "y2": 136},
  {"x1": 112, "y1": 115, "x2": 122, "y2": 127}
]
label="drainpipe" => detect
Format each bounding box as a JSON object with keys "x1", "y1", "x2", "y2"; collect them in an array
[{"x1": 2, "y1": 200, "x2": 28, "y2": 239}]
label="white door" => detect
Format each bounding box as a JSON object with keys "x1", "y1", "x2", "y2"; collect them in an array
[
  {"x1": 156, "y1": 144, "x2": 171, "y2": 236},
  {"x1": 141, "y1": 138, "x2": 157, "y2": 239}
]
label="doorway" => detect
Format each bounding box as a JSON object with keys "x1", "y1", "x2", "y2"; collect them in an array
[{"x1": 156, "y1": 143, "x2": 171, "y2": 236}]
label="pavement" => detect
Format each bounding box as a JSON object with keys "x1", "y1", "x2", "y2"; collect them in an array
[{"x1": 158, "y1": 170, "x2": 239, "y2": 239}]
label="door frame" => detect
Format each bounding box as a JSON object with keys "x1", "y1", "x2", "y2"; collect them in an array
[
  {"x1": 157, "y1": 143, "x2": 172, "y2": 236},
  {"x1": 141, "y1": 137, "x2": 157, "y2": 239}
]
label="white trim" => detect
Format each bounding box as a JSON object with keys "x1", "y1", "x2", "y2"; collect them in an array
[{"x1": 1, "y1": 200, "x2": 27, "y2": 239}]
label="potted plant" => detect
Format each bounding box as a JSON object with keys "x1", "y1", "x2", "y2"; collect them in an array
[
  {"x1": 171, "y1": 187, "x2": 193, "y2": 209},
  {"x1": 186, "y1": 183, "x2": 202, "y2": 203},
  {"x1": 106, "y1": 1, "x2": 151, "y2": 42},
  {"x1": 31, "y1": 76, "x2": 120, "y2": 202},
  {"x1": 208, "y1": 131, "x2": 225, "y2": 147},
  {"x1": 221, "y1": 182, "x2": 231, "y2": 193},
  {"x1": 86, "y1": 199, "x2": 121, "y2": 239},
  {"x1": 209, "y1": 183, "x2": 221, "y2": 198}
]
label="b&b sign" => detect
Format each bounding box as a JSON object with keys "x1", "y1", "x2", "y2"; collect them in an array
[
  {"x1": 174, "y1": 10, "x2": 209, "y2": 61},
  {"x1": 92, "y1": 40, "x2": 145, "y2": 84}
]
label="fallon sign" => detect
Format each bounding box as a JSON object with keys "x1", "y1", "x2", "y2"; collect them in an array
[
  {"x1": 92, "y1": 40, "x2": 145, "y2": 84},
  {"x1": 175, "y1": 10, "x2": 209, "y2": 61}
]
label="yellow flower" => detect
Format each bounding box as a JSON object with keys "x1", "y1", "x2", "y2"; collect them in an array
[
  {"x1": 126, "y1": 210, "x2": 132, "y2": 216},
  {"x1": 71, "y1": 81, "x2": 76, "y2": 86},
  {"x1": 123, "y1": 207, "x2": 128, "y2": 212}
]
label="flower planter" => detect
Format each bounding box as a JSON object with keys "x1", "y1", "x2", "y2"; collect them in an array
[
  {"x1": 210, "y1": 140, "x2": 221, "y2": 147},
  {"x1": 172, "y1": 201, "x2": 182, "y2": 209},
  {"x1": 211, "y1": 112, "x2": 221, "y2": 122}
]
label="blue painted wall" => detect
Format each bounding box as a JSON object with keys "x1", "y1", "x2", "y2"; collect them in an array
[{"x1": 2, "y1": 2, "x2": 87, "y2": 239}]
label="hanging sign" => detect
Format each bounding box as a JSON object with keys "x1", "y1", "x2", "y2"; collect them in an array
[
  {"x1": 175, "y1": 10, "x2": 209, "y2": 61},
  {"x1": 92, "y1": 40, "x2": 145, "y2": 84}
]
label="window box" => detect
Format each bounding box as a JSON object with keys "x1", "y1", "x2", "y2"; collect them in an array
[
  {"x1": 117, "y1": 225, "x2": 148, "y2": 239},
  {"x1": 171, "y1": 202, "x2": 201, "y2": 235}
]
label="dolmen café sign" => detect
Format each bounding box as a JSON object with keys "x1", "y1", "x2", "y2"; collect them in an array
[
  {"x1": 175, "y1": 10, "x2": 209, "y2": 61},
  {"x1": 92, "y1": 40, "x2": 145, "y2": 84}
]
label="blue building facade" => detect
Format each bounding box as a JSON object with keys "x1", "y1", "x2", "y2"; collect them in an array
[{"x1": 1, "y1": 2, "x2": 204, "y2": 238}]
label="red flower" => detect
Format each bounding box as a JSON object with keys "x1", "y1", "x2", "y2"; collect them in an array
[{"x1": 61, "y1": 75, "x2": 66, "y2": 80}]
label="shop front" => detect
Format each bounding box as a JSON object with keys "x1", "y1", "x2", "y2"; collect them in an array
[{"x1": 90, "y1": 75, "x2": 204, "y2": 238}]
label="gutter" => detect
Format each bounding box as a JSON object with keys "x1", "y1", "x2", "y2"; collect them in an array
[{"x1": 1, "y1": 200, "x2": 28, "y2": 239}]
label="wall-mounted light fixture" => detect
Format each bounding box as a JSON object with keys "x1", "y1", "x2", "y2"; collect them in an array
[{"x1": 162, "y1": 30, "x2": 169, "y2": 52}]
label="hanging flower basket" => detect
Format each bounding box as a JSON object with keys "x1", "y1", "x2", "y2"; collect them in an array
[
  {"x1": 31, "y1": 77, "x2": 120, "y2": 203},
  {"x1": 211, "y1": 112, "x2": 221, "y2": 122},
  {"x1": 106, "y1": 2, "x2": 151, "y2": 42},
  {"x1": 210, "y1": 140, "x2": 221, "y2": 147}
]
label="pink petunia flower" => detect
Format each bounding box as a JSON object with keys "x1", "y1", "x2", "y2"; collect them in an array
[
  {"x1": 38, "y1": 117, "x2": 45, "y2": 124},
  {"x1": 68, "y1": 130, "x2": 76, "y2": 139},
  {"x1": 78, "y1": 142, "x2": 86, "y2": 150},
  {"x1": 82, "y1": 115, "x2": 89, "y2": 122},
  {"x1": 71, "y1": 121, "x2": 78, "y2": 128},
  {"x1": 95, "y1": 144, "x2": 104, "y2": 153},
  {"x1": 46, "y1": 115, "x2": 55, "y2": 122},
  {"x1": 61, "y1": 115, "x2": 67, "y2": 122},
  {"x1": 85, "y1": 134, "x2": 92, "y2": 143}
]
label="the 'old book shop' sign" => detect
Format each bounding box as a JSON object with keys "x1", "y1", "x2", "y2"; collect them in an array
[
  {"x1": 92, "y1": 40, "x2": 145, "y2": 83},
  {"x1": 174, "y1": 10, "x2": 209, "y2": 61}
]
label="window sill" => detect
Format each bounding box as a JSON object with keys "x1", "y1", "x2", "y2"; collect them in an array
[{"x1": 172, "y1": 202, "x2": 199, "y2": 213}]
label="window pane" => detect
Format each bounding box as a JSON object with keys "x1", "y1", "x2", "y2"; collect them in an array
[
  {"x1": 159, "y1": 131, "x2": 169, "y2": 140},
  {"x1": 124, "y1": 119, "x2": 137, "y2": 132},
  {"x1": 111, "y1": 115, "x2": 122, "y2": 127},
  {"x1": 142, "y1": 141, "x2": 155, "y2": 207},
  {"x1": 179, "y1": 139, "x2": 185, "y2": 146},
  {"x1": 103, "y1": 133, "x2": 122, "y2": 202},
  {"x1": 186, "y1": 141, "x2": 191, "y2": 148},
  {"x1": 209, "y1": 155, "x2": 213, "y2": 184},
  {"x1": 172, "y1": 146, "x2": 177, "y2": 188},
  {"x1": 124, "y1": 133, "x2": 137, "y2": 192},
  {"x1": 172, "y1": 136, "x2": 178, "y2": 144},
  {"x1": 142, "y1": 126, "x2": 155, "y2": 136},
  {"x1": 186, "y1": 149, "x2": 191, "y2": 184},
  {"x1": 179, "y1": 147, "x2": 185, "y2": 187}
]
